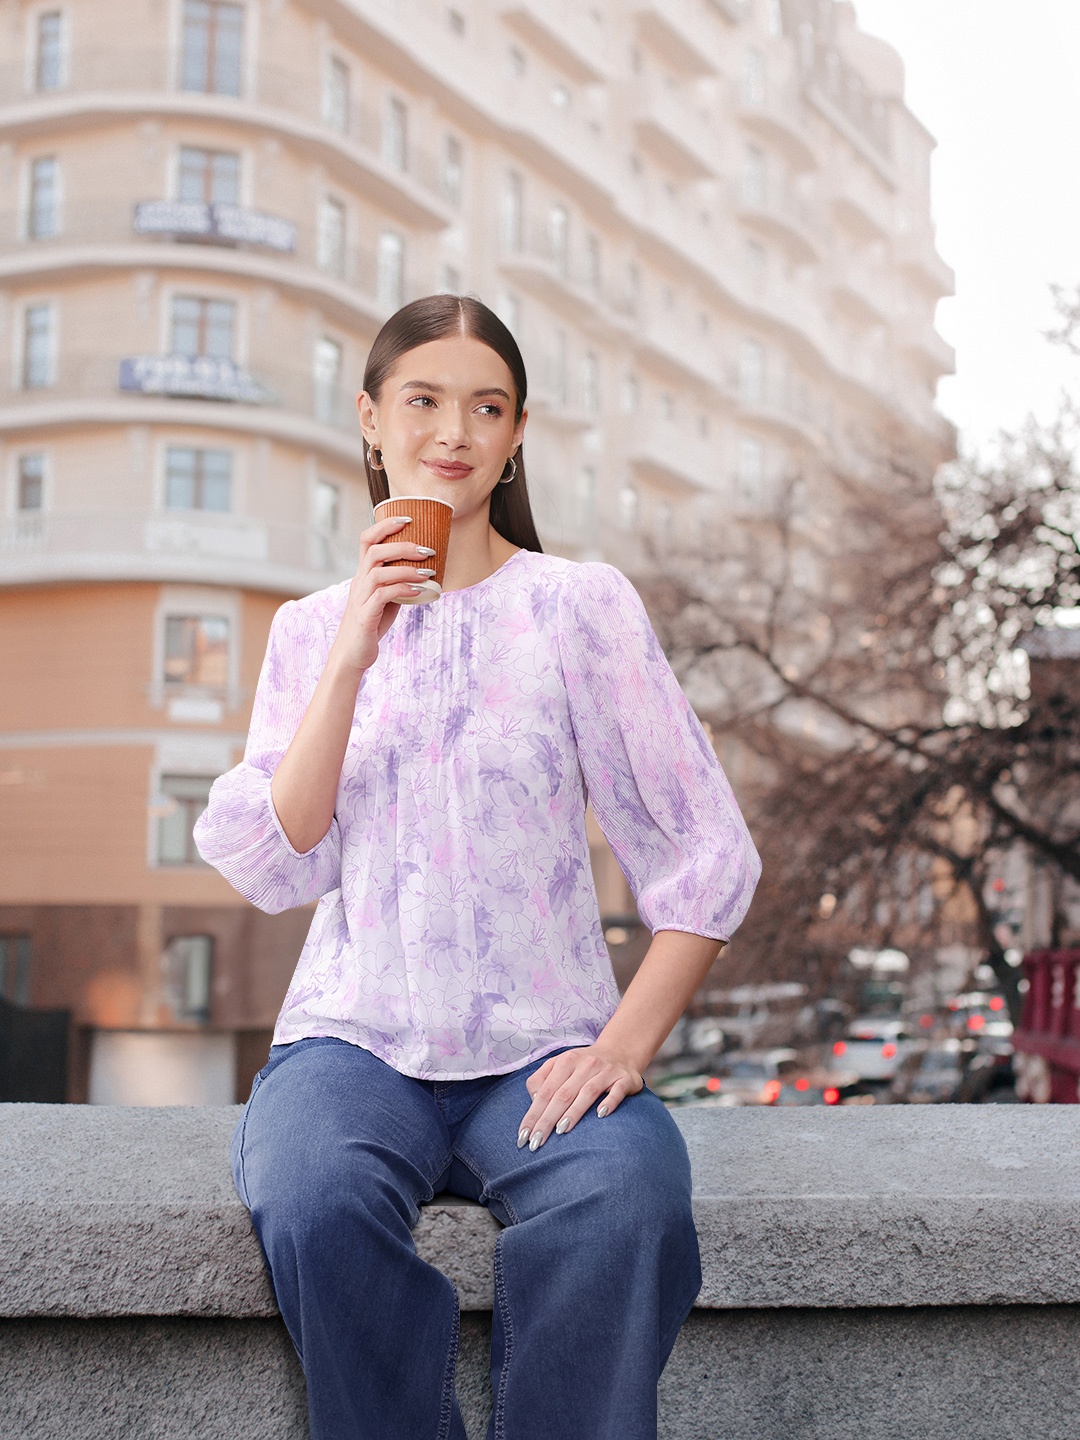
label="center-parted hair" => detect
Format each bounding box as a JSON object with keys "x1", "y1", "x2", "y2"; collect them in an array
[{"x1": 362, "y1": 294, "x2": 543, "y2": 553}]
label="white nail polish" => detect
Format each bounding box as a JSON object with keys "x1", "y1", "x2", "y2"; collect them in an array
[
  {"x1": 597, "y1": 1104, "x2": 609, "y2": 1119},
  {"x1": 517, "y1": 1127, "x2": 530, "y2": 1149},
  {"x1": 555, "y1": 1118, "x2": 569, "y2": 1135},
  {"x1": 529, "y1": 1131, "x2": 543, "y2": 1152}
]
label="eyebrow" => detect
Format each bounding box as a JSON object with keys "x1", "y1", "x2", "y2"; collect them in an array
[{"x1": 399, "y1": 380, "x2": 512, "y2": 402}]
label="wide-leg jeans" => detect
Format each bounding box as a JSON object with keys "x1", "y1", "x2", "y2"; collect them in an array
[{"x1": 232, "y1": 1036, "x2": 701, "y2": 1440}]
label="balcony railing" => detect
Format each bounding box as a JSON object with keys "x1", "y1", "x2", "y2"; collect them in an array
[
  {"x1": 495, "y1": 0, "x2": 611, "y2": 83},
  {"x1": 826, "y1": 250, "x2": 893, "y2": 328},
  {"x1": 630, "y1": 0, "x2": 721, "y2": 77},
  {"x1": 734, "y1": 81, "x2": 818, "y2": 173},
  {"x1": 735, "y1": 179, "x2": 823, "y2": 265},
  {"x1": 0, "y1": 507, "x2": 358, "y2": 582}
]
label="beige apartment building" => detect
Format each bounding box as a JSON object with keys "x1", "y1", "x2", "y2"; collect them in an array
[{"x1": 0, "y1": 0, "x2": 954, "y2": 1100}]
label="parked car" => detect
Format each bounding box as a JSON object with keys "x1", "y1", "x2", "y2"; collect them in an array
[
  {"x1": 766, "y1": 1069, "x2": 862, "y2": 1107},
  {"x1": 893, "y1": 1040, "x2": 966, "y2": 1103},
  {"x1": 650, "y1": 1049, "x2": 799, "y2": 1107},
  {"x1": 830, "y1": 1018, "x2": 922, "y2": 1083}
]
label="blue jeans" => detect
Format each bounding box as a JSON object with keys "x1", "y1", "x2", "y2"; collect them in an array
[{"x1": 232, "y1": 1037, "x2": 701, "y2": 1440}]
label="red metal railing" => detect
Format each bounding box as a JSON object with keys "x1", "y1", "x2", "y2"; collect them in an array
[{"x1": 1013, "y1": 950, "x2": 1080, "y2": 1103}]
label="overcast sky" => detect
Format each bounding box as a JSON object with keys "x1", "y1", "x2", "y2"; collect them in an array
[{"x1": 851, "y1": 0, "x2": 1080, "y2": 456}]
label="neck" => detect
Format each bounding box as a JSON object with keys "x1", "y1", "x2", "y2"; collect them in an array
[{"x1": 441, "y1": 502, "x2": 519, "y2": 592}]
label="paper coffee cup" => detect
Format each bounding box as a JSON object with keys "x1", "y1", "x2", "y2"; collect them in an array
[{"x1": 373, "y1": 495, "x2": 454, "y2": 605}]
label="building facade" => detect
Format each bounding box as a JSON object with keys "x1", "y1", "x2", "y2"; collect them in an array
[{"x1": 0, "y1": 0, "x2": 954, "y2": 1100}]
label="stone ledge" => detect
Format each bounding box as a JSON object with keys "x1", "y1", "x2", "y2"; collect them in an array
[{"x1": 3, "y1": 1104, "x2": 1079, "y2": 1318}]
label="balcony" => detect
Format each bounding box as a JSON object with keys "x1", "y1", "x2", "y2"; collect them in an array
[
  {"x1": 736, "y1": 182, "x2": 823, "y2": 265},
  {"x1": 898, "y1": 317, "x2": 956, "y2": 382},
  {"x1": 830, "y1": 167, "x2": 894, "y2": 243},
  {"x1": 496, "y1": 0, "x2": 610, "y2": 83},
  {"x1": 0, "y1": 507, "x2": 358, "y2": 591},
  {"x1": 626, "y1": 415, "x2": 716, "y2": 494},
  {"x1": 826, "y1": 251, "x2": 892, "y2": 328},
  {"x1": 132, "y1": 200, "x2": 295, "y2": 253},
  {"x1": 895, "y1": 232, "x2": 956, "y2": 299},
  {"x1": 0, "y1": 49, "x2": 453, "y2": 231},
  {"x1": 629, "y1": 76, "x2": 720, "y2": 181},
  {"x1": 734, "y1": 83, "x2": 818, "y2": 173},
  {"x1": 630, "y1": 0, "x2": 720, "y2": 77}
]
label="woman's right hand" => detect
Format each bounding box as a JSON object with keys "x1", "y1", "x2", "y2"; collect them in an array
[{"x1": 330, "y1": 516, "x2": 437, "y2": 676}]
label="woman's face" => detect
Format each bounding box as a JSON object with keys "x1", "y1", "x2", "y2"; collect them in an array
[{"x1": 357, "y1": 335, "x2": 527, "y2": 523}]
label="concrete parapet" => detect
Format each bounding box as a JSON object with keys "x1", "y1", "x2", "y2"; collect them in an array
[{"x1": 2, "y1": 1104, "x2": 1079, "y2": 1438}]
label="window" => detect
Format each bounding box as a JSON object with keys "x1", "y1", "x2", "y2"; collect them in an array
[
  {"x1": 382, "y1": 96, "x2": 408, "y2": 171},
  {"x1": 585, "y1": 233, "x2": 601, "y2": 293},
  {"x1": 548, "y1": 203, "x2": 569, "y2": 277},
  {"x1": 656, "y1": 500, "x2": 673, "y2": 541},
  {"x1": 313, "y1": 337, "x2": 343, "y2": 425},
  {"x1": 35, "y1": 12, "x2": 63, "y2": 92},
  {"x1": 181, "y1": 0, "x2": 244, "y2": 97},
  {"x1": 740, "y1": 339, "x2": 765, "y2": 405},
  {"x1": 164, "y1": 615, "x2": 230, "y2": 689},
  {"x1": 578, "y1": 466, "x2": 596, "y2": 536},
  {"x1": 442, "y1": 134, "x2": 463, "y2": 208},
  {"x1": 738, "y1": 436, "x2": 765, "y2": 493},
  {"x1": 178, "y1": 146, "x2": 240, "y2": 205},
  {"x1": 509, "y1": 46, "x2": 526, "y2": 78},
  {"x1": 766, "y1": 0, "x2": 783, "y2": 37},
  {"x1": 551, "y1": 83, "x2": 570, "y2": 110},
  {"x1": 317, "y1": 196, "x2": 346, "y2": 277},
  {"x1": 313, "y1": 478, "x2": 340, "y2": 533},
  {"x1": 448, "y1": 7, "x2": 466, "y2": 36},
  {"x1": 17, "y1": 454, "x2": 45, "y2": 511},
  {"x1": 625, "y1": 261, "x2": 640, "y2": 312},
  {"x1": 376, "y1": 230, "x2": 404, "y2": 311},
  {"x1": 28, "y1": 157, "x2": 59, "y2": 239},
  {"x1": 618, "y1": 483, "x2": 639, "y2": 532},
  {"x1": 620, "y1": 371, "x2": 639, "y2": 415},
  {"x1": 170, "y1": 295, "x2": 235, "y2": 358},
  {"x1": 581, "y1": 352, "x2": 599, "y2": 413},
  {"x1": 165, "y1": 447, "x2": 232, "y2": 512},
  {"x1": 161, "y1": 935, "x2": 213, "y2": 1022},
  {"x1": 499, "y1": 291, "x2": 520, "y2": 337},
  {"x1": 660, "y1": 391, "x2": 675, "y2": 422},
  {"x1": 156, "y1": 778, "x2": 215, "y2": 866},
  {"x1": 744, "y1": 48, "x2": 766, "y2": 105},
  {"x1": 502, "y1": 171, "x2": 523, "y2": 252},
  {"x1": 22, "y1": 304, "x2": 54, "y2": 388},
  {"x1": 552, "y1": 328, "x2": 567, "y2": 407},
  {"x1": 323, "y1": 55, "x2": 350, "y2": 134},
  {"x1": 743, "y1": 145, "x2": 766, "y2": 206},
  {"x1": 441, "y1": 263, "x2": 461, "y2": 294},
  {"x1": 0, "y1": 935, "x2": 32, "y2": 1005}
]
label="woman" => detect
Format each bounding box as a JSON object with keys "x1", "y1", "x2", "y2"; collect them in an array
[{"x1": 195, "y1": 294, "x2": 760, "y2": 1440}]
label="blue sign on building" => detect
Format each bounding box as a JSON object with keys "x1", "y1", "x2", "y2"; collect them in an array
[{"x1": 118, "y1": 355, "x2": 273, "y2": 404}]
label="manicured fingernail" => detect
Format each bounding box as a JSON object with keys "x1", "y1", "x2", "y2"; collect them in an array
[
  {"x1": 416, "y1": 546, "x2": 437, "y2": 556},
  {"x1": 517, "y1": 1127, "x2": 530, "y2": 1149},
  {"x1": 416, "y1": 568, "x2": 436, "y2": 578},
  {"x1": 597, "y1": 1104, "x2": 609, "y2": 1118},
  {"x1": 555, "y1": 1118, "x2": 570, "y2": 1135},
  {"x1": 529, "y1": 1131, "x2": 544, "y2": 1151},
  {"x1": 406, "y1": 585, "x2": 422, "y2": 594},
  {"x1": 392, "y1": 517, "x2": 412, "y2": 525}
]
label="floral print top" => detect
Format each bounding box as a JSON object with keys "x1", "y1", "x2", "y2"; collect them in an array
[{"x1": 194, "y1": 548, "x2": 760, "y2": 1079}]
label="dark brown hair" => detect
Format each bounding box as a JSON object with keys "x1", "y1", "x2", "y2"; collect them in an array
[{"x1": 361, "y1": 294, "x2": 543, "y2": 553}]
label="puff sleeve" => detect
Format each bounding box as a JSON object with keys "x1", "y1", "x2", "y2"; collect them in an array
[
  {"x1": 193, "y1": 600, "x2": 342, "y2": 913},
  {"x1": 557, "y1": 562, "x2": 760, "y2": 941}
]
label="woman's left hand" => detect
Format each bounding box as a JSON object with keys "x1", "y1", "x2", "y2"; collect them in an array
[{"x1": 517, "y1": 1045, "x2": 643, "y2": 1151}]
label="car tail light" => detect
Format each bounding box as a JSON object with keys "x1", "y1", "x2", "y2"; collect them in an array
[
  {"x1": 795, "y1": 1077, "x2": 810, "y2": 1092},
  {"x1": 919, "y1": 1013, "x2": 934, "y2": 1029},
  {"x1": 968, "y1": 1014, "x2": 985, "y2": 1031},
  {"x1": 823, "y1": 1087, "x2": 840, "y2": 1105},
  {"x1": 833, "y1": 1041, "x2": 847, "y2": 1056},
  {"x1": 763, "y1": 1079, "x2": 782, "y2": 1103},
  {"x1": 706, "y1": 1077, "x2": 721, "y2": 1093},
  {"x1": 881, "y1": 1042, "x2": 897, "y2": 1058},
  {"x1": 989, "y1": 996, "x2": 1005, "y2": 1012}
]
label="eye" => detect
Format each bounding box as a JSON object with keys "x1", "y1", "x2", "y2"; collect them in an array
[
  {"x1": 407, "y1": 394, "x2": 437, "y2": 408},
  {"x1": 477, "y1": 403, "x2": 504, "y2": 417}
]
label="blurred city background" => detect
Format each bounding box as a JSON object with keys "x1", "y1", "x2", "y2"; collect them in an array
[{"x1": 1, "y1": 0, "x2": 1077, "y2": 1112}]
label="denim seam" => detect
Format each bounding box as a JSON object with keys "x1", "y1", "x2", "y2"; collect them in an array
[
  {"x1": 492, "y1": 1233, "x2": 515, "y2": 1440},
  {"x1": 234, "y1": 1072, "x2": 264, "y2": 1208},
  {"x1": 451, "y1": 1146, "x2": 520, "y2": 1226},
  {"x1": 436, "y1": 1291, "x2": 460, "y2": 1440}
]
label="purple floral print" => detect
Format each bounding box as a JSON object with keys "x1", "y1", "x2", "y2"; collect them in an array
[{"x1": 194, "y1": 549, "x2": 760, "y2": 1079}]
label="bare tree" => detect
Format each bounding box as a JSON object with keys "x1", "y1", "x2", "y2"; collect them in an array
[{"x1": 640, "y1": 392, "x2": 1080, "y2": 1023}]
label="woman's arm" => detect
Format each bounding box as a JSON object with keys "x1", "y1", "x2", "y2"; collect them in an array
[
  {"x1": 517, "y1": 931, "x2": 723, "y2": 1149},
  {"x1": 270, "y1": 515, "x2": 436, "y2": 853}
]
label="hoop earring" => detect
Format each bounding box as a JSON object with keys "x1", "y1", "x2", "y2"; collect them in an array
[
  {"x1": 499, "y1": 454, "x2": 517, "y2": 484},
  {"x1": 368, "y1": 446, "x2": 385, "y2": 471}
]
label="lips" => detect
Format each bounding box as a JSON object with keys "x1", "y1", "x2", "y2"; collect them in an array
[{"x1": 423, "y1": 460, "x2": 474, "y2": 478}]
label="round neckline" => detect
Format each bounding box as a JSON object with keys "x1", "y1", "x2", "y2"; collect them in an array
[{"x1": 439, "y1": 546, "x2": 529, "y2": 599}]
